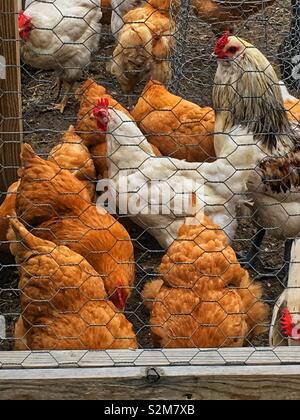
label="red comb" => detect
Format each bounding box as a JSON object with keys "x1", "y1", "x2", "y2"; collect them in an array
[
  {"x1": 96, "y1": 97, "x2": 109, "y2": 108},
  {"x1": 214, "y1": 31, "x2": 230, "y2": 55},
  {"x1": 281, "y1": 307, "x2": 293, "y2": 338},
  {"x1": 18, "y1": 11, "x2": 31, "y2": 28},
  {"x1": 116, "y1": 281, "x2": 126, "y2": 311}
]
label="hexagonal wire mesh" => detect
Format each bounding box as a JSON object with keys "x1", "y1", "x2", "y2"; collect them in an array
[{"x1": 0, "y1": 0, "x2": 300, "y2": 369}]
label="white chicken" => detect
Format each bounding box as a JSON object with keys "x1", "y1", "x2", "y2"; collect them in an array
[
  {"x1": 111, "y1": 0, "x2": 145, "y2": 38},
  {"x1": 19, "y1": 0, "x2": 102, "y2": 113},
  {"x1": 92, "y1": 98, "x2": 264, "y2": 249}
]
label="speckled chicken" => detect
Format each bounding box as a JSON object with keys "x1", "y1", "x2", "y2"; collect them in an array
[
  {"x1": 192, "y1": 0, "x2": 276, "y2": 33},
  {"x1": 0, "y1": 181, "x2": 20, "y2": 262},
  {"x1": 143, "y1": 217, "x2": 269, "y2": 348},
  {"x1": 131, "y1": 80, "x2": 215, "y2": 162},
  {"x1": 48, "y1": 125, "x2": 97, "y2": 201},
  {"x1": 259, "y1": 145, "x2": 300, "y2": 193},
  {"x1": 16, "y1": 144, "x2": 135, "y2": 311},
  {"x1": 101, "y1": 0, "x2": 112, "y2": 24},
  {"x1": 9, "y1": 219, "x2": 137, "y2": 351}
]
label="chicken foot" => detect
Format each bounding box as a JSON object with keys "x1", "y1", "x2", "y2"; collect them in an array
[
  {"x1": 52, "y1": 80, "x2": 74, "y2": 114},
  {"x1": 52, "y1": 77, "x2": 63, "y2": 102}
]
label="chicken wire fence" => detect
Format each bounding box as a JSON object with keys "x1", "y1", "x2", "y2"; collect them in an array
[{"x1": 0, "y1": 0, "x2": 300, "y2": 364}]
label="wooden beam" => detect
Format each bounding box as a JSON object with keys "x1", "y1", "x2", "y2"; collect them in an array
[
  {"x1": 0, "y1": 0, "x2": 23, "y2": 201},
  {"x1": 1, "y1": 364, "x2": 300, "y2": 400},
  {"x1": 0, "y1": 348, "x2": 300, "y2": 400},
  {"x1": 3, "y1": 347, "x2": 300, "y2": 369}
]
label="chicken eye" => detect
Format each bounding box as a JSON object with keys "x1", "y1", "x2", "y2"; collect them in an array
[{"x1": 228, "y1": 46, "x2": 238, "y2": 54}]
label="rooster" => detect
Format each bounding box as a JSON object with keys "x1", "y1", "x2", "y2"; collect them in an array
[
  {"x1": 213, "y1": 32, "x2": 300, "y2": 274},
  {"x1": 19, "y1": 0, "x2": 102, "y2": 113},
  {"x1": 192, "y1": 0, "x2": 276, "y2": 34}
]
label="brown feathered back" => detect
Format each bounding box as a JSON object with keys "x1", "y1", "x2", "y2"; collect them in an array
[
  {"x1": 9, "y1": 219, "x2": 137, "y2": 351},
  {"x1": 16, "y1": 144, "x2": 135, "y2": 307},
  {"x1": 131, "y1": 80, "x2": 215, "y2": 161},
  {"x1": 192, "y1": 0, "x2": 275, "y2": 33},
  {"x1": 17, "y1": 144, "x2": 91, "y2": 226},
  {"x1": 144, "y1": 216, "x2": 269, "y2": 348}
]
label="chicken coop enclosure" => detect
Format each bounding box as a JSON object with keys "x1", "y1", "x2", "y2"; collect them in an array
[{"x1": 2, "y1": 0, "x2": 300, "y2": 400}]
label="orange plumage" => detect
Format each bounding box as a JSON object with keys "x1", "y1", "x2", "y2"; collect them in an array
[
  {"x1": 192, "y1": 0, "x2": 276, "y2": 33},
  {"x1": 143, "y1": 217, "x2": 269, "y2": 348},
  {"x1": 0, "y1": 181, "x2": 20, "y2": 262},
  {"x1": 16, "y1": 144, "x2": 135, "y2": 310},
  {"x1": 285, "y1": 98, "x2": 300, "y2": 123},
  {"x1": 75, "y1": 79, "x2": 161, "y2": 179},
  {"x1": 48, "y1": 125, "x2": 97, "y2": 201},
  {"x1": 9, "y1": 219, "x2": 137, "y2": 351},
  {"x1": 131, "y1": 80, "x2": 216, "y2": 162},
  {"x1": 107, "y1": 3, "x2": 175, "y2": 93}
]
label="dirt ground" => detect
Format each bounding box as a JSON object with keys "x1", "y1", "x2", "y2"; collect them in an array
[{"x1": 0, "y1": 0, "x2": 294, "y2": 351}]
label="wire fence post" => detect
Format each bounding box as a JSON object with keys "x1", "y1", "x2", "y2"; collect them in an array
[{"x1": 0, "y1": 0, "x2": 23, "y2": 203}]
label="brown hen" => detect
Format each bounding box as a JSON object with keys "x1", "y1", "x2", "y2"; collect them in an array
[
  {"x1": 107, "y1": 2, "x2": 175, "y2": 93},
  {"x1": 192, "y1": 0, "x2": 276, "y2": 34},
  {"x1": 131, "y1": 80, "x2": 215, "y2": 162},
  {"x1": 16, "y1": 144, "x2": 135, "y2": 311},
  {"x1": 9, "y1": 219, "x2": 137, "y2": 351},
  {"x1": 143, "y1": 217, "x2": 269, "y2": 348}
]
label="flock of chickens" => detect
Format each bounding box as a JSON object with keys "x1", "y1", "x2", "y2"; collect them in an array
[{"x1": 1, "y1": 0, "x2": 300, "y2": 351}]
